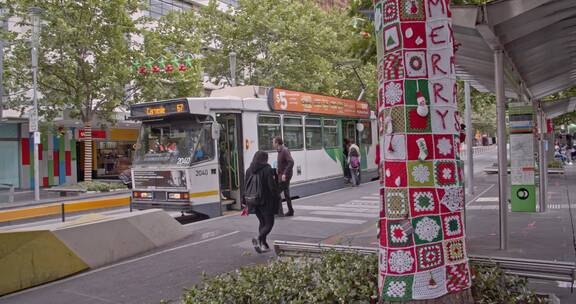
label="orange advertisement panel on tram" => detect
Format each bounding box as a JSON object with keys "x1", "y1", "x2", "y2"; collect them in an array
[{"x1": 268, "y1": 88, "x2": 370, "y2": 119}]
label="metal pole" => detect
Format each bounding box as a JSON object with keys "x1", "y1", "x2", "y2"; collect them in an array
[
  {"x1": 464, "y1": 81, "x2": 474, "y2": 195},
  {"x1": 30, "y1": 7, "x2": 41, "y2": 201},
  {"x1": 0, "y1": 11, "x2": 6, "y2": 120},
  {"x1": 229, "y1": 52, "x2": 236, "y2": 87},
  {"x1": 61, "y1": 203, "x2": 65, "y2": 222},
  {"x1": 537, "y1": 103, "x2": 547, "y2": 212},
  {"x1": 495, "y1": 50, "x2": 508, "y2": 250}
]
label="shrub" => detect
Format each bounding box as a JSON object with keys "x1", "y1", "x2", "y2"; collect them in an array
[{"x1": 181, "y1": 252, "x2": 545, "y2": 304}]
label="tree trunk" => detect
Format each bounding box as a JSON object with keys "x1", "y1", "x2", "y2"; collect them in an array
[
  {"x1": 383, "y1": 289, "x2": 474, "y2": 304},
  {"x1": 376, "y1": 0, "x2": 472, "y2": 303},
  {"x1": 83, "y1": 122, "x2": 92, "y2": 182}
]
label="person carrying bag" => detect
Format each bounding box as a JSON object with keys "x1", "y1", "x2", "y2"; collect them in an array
[{"x1": 243, "y1": 151, "x2": 280, "y2": 253}]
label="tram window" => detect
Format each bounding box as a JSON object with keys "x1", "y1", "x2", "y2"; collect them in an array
[
  {"x1": 133, "y1": 116, "x2": 215, "y2": 166},
  {"x1": 283, "y1": 116, "x2": 304, "y2": 150},
  {"x1": 360, "y1": 121, "x2": 372, "y2": 145},
  {"x1": 258, "y1": 115, "x2": 281, "y2": 151},
  {"x1": 323, "y1": 119, "x2": 339, "y2": 148},
  {"x1": 305, "y1": 118, "x2": 322, "y2": 150}
]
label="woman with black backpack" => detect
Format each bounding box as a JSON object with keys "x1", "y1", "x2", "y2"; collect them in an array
[{"x1": 243, "y1": 150, "x2": 280, "y2": 253}]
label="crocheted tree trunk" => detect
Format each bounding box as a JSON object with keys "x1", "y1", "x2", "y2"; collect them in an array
[{"x1": 375, "y1": 0, "x2": 473, "y2": 302}]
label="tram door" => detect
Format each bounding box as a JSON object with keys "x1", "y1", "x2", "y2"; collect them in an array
[
  {"x1": 343, "y1": 120, "x2": 357, "y2": 144},
  {"x1": 217, "y1": 114, "x2": 244, "y2": 210}
]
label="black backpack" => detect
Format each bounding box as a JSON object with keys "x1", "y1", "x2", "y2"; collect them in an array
[{"x1": 244, "y1": 172, "x2": 263, "y2": 206}]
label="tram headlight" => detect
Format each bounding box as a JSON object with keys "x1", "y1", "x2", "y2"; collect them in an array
[{"x1": 168, "y1": 192, "x2": 189, "y2": 200}]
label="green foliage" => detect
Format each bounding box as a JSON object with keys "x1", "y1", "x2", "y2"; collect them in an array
[
  {"x1": 61, "y1": 181, "x2": 126, "y2": 192},
  {"x1": 182, "y1": 251, "x2": 378, "y2": 303},
  {"x1": 471, "y1": 265, "x2": 545, "y2": 304},
  {"x1": 181, "y1": 251, "x2": 544, "y2": 304},
  {"x1": 198, "y1": 0, "x2": 377, "y2": 107},
  {"x1": 130, "y1": 11, "x2": 203, "y2": 103},
  {"x1": 4, "y1": 0, "x2": 203, "y2": 124},
  {"x1": 5, "y1": 0, "x2": 141, "y2": 123}
]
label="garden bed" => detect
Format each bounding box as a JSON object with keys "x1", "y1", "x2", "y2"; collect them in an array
[{"x1": 180, "y1": 251, "x2": 549, "y2": 304}]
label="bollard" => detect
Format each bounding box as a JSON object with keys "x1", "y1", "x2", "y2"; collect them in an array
[
  {"x1": 129, "y1": 196, "x2": 133, "y2": 212},
  {"x1": 61, "y1": 203, "x2": 65, "y2": 222}
]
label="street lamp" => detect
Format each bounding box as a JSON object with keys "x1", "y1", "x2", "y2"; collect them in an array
[
  {"x1": 229, "y1": 52, "x2": 236, "y2": 87},
  {"x1": 334, "y1": 59, "x2": 366, "y2": 101},
  {"x1": 0, "y1": 8, "x2": 8, "y2": 120},
  {"x1": 29, "y1": 7, "x2": 42, "y2": 201}
]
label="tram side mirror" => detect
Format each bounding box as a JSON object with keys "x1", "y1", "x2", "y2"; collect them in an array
[{"x1": 211, "y1": 122, "x2": 221, "y2": 140}]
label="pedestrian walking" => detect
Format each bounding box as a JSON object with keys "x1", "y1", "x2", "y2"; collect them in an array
[
  {"x1": 243, "y1": 151, "x2": 280, "y2": 253},
  {"x1": 343, "y1": 138, "x2": 351, "y2": 183},
  {"x1": 273, "y1": 136, "x2": 295, "y2": 216},
  {"x1": 348, "y1": 140, "x2": 361, "y2": 186}
]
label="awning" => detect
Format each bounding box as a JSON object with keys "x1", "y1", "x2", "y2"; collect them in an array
[{"x1": 453, "y1": 0, "x2": 576, "y2": 100}]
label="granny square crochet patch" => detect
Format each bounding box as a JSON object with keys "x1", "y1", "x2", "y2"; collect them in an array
[
  {"x1": 412, "y1": 215, "x2": 443, "y2": 245},
  {"x1": 383, "y1": 51, "x2": 405, "y2": 81},
  {"x1": 408, "y1": 161, "x2": 435, "y2": 187},
  {"x1": 431, "y1": 105, "x2": 457, "y2": 134},
  {"x1": 413, "y1": 266, "x2": 448, "y2": 300},
  {"x1": 409, "y1": 188, "x2": 439, "y2": 216},
  {"x1": 407, "y1": 134, "x2": 434, "y2": 161},
  {"x1": 438, "y1": 187, "x2": 464, "y2": 213},
  {"x1": 382, "y1": 0, "x2": 400, "y2": 27},
  {"x1": 434, "y1": 160, "x2": 458, "y2": 187},
  {"x1": 446, "y1": 263, "x2": 471, "y2": 293},
  {"x1": 387, "y1": 219, "x2": 414, "y2": 247},
  {"x1": 433, "y1": 134, "x2": 455, "y2": 159},
  {"x1": 386, "y1": 188, "x2": 409, "y2": 219},
  {"x1": 387, "y1": 248, "x2": 417, "y2": 275},
  {"x1": 382, "y1": 106, "x2": 407, "y2": 133},
  {"x1": 384, "y1": 23, "x2": 402, "y2": 53},
  {"x1": 404, "y1": 50, "x2": 428, "y2": 78},
  {"x1": 405, "y1": 79, "x2": 430, "y2": 106},
  {"x1": 384, "y1": 134, "x2": 407, "y2": 160},
  {"x1": 444, "y1": 238, "x2": 466, "y2": 265},
  {"x1": 406, "y1": 106, "x2": 431, "y2": 133},
  {"x1": 416, "y1": 242, "x2": 444, "y2": 271},
  {"x1": 399, "y1": 0, "x2": 426, "y2": 22},
  {"x1": 382, "y1": 274, "x2": 414, "y2": 301},
  {"x1": 401, "y1": 22, "x2": 427, "y2": 49},
  {"x1": 384, "y1": 161, "x2": 408, "y2": 187},
  {"x1": 384, "y1": 80, "x2": 405, "y2": 107},
  {"x1": 441, "y1": 212, "x2": 464, "y2": 240}
]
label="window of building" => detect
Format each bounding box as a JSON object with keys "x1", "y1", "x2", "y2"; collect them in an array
[
  {"x1": 360, "y1": 121, "x2": 372, "y2": 145},
  {"x1": 148, "y1": 0, "x2": 193, "y2": 18},
  {"x1": 258, "y1": 115, "x2": 281, "y2": 151},
  {"x1": 305, "y1": 117, "x2": 322, "y2": 150},
  {"x1": 323, "y1": 119, "x2": 339, "y2": 148},
  {"x1": 283, "y1": 116, "x2": 304, "y2": 150}
]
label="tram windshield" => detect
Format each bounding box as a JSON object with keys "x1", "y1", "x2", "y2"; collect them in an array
[{"x1": 133, "y1": 116, "x2": 214, "y2": 166}]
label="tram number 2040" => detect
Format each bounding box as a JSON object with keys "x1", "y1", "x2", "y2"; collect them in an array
[{"x1": 195, "y1": 169, "x2": 209, "y2": 177}]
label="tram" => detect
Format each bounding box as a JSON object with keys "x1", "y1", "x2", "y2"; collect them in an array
[{"x1": 129, "y1": 86, "x2": 378, "y2": 218}]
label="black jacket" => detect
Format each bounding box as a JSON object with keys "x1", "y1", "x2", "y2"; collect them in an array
[{"x1": 245, "y1": 163, "x2": 280, "y2": 215}]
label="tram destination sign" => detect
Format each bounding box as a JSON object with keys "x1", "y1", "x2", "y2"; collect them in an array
[
  {"x1": 268, "y1": 88, "x2": 370, "y2": 118},
  {"x1": 130, "y1": 99, "x2": 189, "y2": 118}
]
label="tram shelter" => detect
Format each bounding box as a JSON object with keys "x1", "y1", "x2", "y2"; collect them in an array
[{"x1": 452, "y1": 0, "x2": 576, "y2": 249}]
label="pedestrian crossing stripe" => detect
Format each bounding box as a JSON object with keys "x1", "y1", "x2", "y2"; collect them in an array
[
  {"x1": 310, "y1": 211, "x2": 377, "y2": 218},
  {"x1": 293, "y1": 205, "x2": 377, "y2": 213},
  {"x1": 289, "y1": 216, "x2": 366, "y2": 225}
]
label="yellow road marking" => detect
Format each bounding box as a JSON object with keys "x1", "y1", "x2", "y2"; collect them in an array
[{"x1": 0, "y1": 195, "x2": 130, "y2": 223}]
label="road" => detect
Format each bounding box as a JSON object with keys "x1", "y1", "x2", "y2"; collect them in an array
[{"x1": 2, "y1": 150, "x2": 575, "y2": 303}]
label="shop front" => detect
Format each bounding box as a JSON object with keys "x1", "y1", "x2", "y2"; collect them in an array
[{"x1": 76, "y1": 127, "x2": 139, "y2": 180}]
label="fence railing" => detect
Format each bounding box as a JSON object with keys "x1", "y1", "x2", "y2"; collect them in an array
[
  {"x1": 0, "y1": 183, "x2": 15, "y2": 204},
  {"x1": 273, "y1": 241, "x2": 575, "y2": 283}
]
